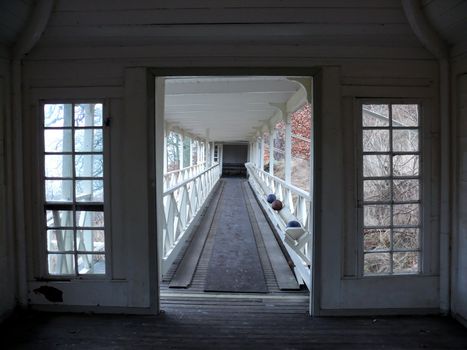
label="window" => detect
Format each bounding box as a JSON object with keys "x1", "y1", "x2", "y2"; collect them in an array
[
  {"x1": 361, "y1": 103, "x2": 421, "y2": 275},
  {"x1": 166, "y1": 131, "x2": 180, "y2": 171},
  {"x1": 43, "y1": 103, "x2": 106, "y2": 276}
]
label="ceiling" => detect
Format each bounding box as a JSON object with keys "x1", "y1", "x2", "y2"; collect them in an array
[{"x1": 164, "y1": 76, "x2": 309, "y2": 143}]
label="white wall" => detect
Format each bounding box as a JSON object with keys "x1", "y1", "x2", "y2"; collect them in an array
[
  {"x1": 15, "y1": 0, "x2": 446, "y2": 314},
  {"x1": 0, "y1": 54, "x2": 17, "y2": 321},
  {"x1": 452, "y1": 55, "x2": 467, "y2": 326},
  {"x1": 222, "y1": 144, "x2": 248, "y2": 164}
]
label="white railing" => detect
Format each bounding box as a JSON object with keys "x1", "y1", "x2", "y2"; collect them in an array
[
  {"x1": 245, "y1": 162, "x2": 313, "y2": 290},
  {"x1": 163, "y1": 162, "x2": 206, "y2": 191},
  {"x1": 161, "y1": 163, "x2": 220, "y2": 274}
]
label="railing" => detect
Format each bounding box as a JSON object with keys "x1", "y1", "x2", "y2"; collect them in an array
[
  {"x1": 245, "y1": 162, "x2": 312, "y2": 290},
  {"x1": 163, "y1": 162, "x2": 206, "y2": 191},
  {"x1": 161, "y1": 163, "x2": 221, "y2": 274}
]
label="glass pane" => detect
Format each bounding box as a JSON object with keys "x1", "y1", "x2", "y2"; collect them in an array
[
  {"x1": 76, "y1": 180, "x2": 104, "y2": 202},
  {"x1": 48, "y1": 254, "x2": 75, "y2": 275},
  {"x1": 166, "y1": 132, "x2": 180, "y2": 172},
  {"x1": 74, "y1": 103, "x2": 103, "y2": 127},
  {"x1": 363, "y1": 229, "x2": 390, "y2": 251},
  {"x1": 44, "y1": 104, "x2": 72, "y2": 128},
  {"x1": 45, "y1": 155, "x2": 73, "y2": 178},
  {"x1": 392, "y1": 104, "x2": 418, "y2": 127},
  {"x1": 76, "y1": 230, "x2": 105, "y2": 252},
  {"x1": 394, "y1": 228, "x2": 419, "y2": 250},
  {"x1": 393, "y1": 129, "x2": 418, "y2": 152},
  {"x1": 363, "y1": 130, "x2": 389, "y2": 152},
  {"x1": 76, "y1": 211, "x2": 104, "y2": 228},
  {"x1": 364, "y1": 252, "x2": 390, "y2": 274},
  {"x1": 44, "y1": 129, "x2": 72, "y2": 153},
  {"x1": 74, "y1": 129, "x2": 103, "y2": 152},
  {"x1": 46, "y1": 210, "x2": 74, "y2": 227},
  {"x1": 273, "y1": 149, "x2": 285, "y2": 180},
  {"x1": 192, "y1": 140, "x2": 198, "y2": 165},
  {"x1": 393, "y1": 155, "x2": 419, "y2": 177},
  {"x1": 78, "y1": 254, "x2": 105, "y2": 274},
  {"x1": 47, "y1": 230, "x2": 74, "y2": 251},
  {"x1": 274, "y1": 120, "x2": 286, "y2": 150},
  {"x1": 75, "y1": 154, "x2": 104, "y2": 178},
  {"x1": 363, "y1": 180, "x2": 390, "y2": 202},
  {"x1": 393, "y1": 204, "x2": 420, "y2": 225},
  {"x1": 362, "y1": 104, "x2": 389, "y2": 127},
  {"x1": 363, "y1": 155, "x2": 390, "y2": 177},
  {"x1": 364, "y1": 205, "x2": 391, "y2": 226},
  {"x1": 291, "y1": 103, "x2": 311, "y2": 139},
  {"x1": 45, "y1": 180, "x2": 73, "y2": 202},
  {"x1": 393, "y1": 179, "x2": 419, "y2": 202},
  {"x1": 183, "y1": 137, "x2": 191, "y2": 167},
  {"x1": 263, "y1": 133, "x2": 270, "y2": 172},
  {"x1": 393, "y1": 252, "x2": 419, "y2": 273}
]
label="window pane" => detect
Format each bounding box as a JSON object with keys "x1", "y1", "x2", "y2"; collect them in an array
[
  {"x1": 364, "y1": 205, "x2": 391, "y2": 226},
  {"x1": 47, "y1": 230, "x2": 74, "y2": 251},
  {"x1": 362, "y1": 104, "x2": 389, "y2": 127},
  {"x1": 363, "y1": 180, "x2": 390, "y2": 202},
  {"x1": 393, "y1": 252, "x2": 419, "y2": 273},
  {"x1": 273, "y1": 149, "x2": 285, "y2": 180},
  {"x1": 78, "y1": 254, "x2": 105, "y2": 274},
  {"x1": 74, "y1": 129, "x2": 103, "y2": 152},
  {"x1": 76, "y1": 230, "x2": 105, "y2": 252},
  {"x1": 76, "y1": 180, "x2": 104, "y2": 202},
  {"x1": 263, "y1": 133, "x2": 270, "y2": 172},
  {"x1": 393, "y1": 129, "x2": 418, "y2": 152},
  {"x1": 393, "y1": 155, "x2": 419, "y2": 177},
  {"x1": 393, "y1": 228, "x2": 419, "y2": 250},
  {"x1": 364, "y1": 253, "x2": 390, "y2": 274},
  {"x1": 363, "y1": 155, "x2": 390, "y2": 177},
  {"x1": 392, "y1": 104, "x2": 418, "y2": 127},
  {"x1": 48, "y1": 254, "x2": 75, "y2": 275},
  {"x1": 44, "y1": 129, "x2": 72, "y2": 153},
  {"x1": 46, "y1": 210, "x2": 74, "y2": 227},
  {"x1": 273, "y1": 120, "x2": 286, "y2": 150},
  {"x1": 45, "y1": 155, "x2": 73, "y2": 178},
  {"x1": 75, "y1": 154, "x2": 104, "y2": 178},
  {"x1": 44, "y1": 104, "x2": 72, "y2": 128},
  {"x1": 393, "y1": 179, "x2": 419, "y2": 202},
  {"x1": 192, "y1": 140, "x2": 198, "y2": 165},
  {"x1": 76, "y1": 211, "x2": 104, "y2": 228},
  {"x1": 393, "y1": 204, "x2": 420, "y2": 226},
  {"x1": 363, "y1": 229, "x2": 390, "y2": 251},
  {"x1": 74, "y1": 103, "x2": 103, "y2": 127},
  {"x1": 45, "y1": 180, "x2": 73, "y2": 202},
  {"x1": 183, "y1": 137, "x2": 191, "y2": 167},
  {"x1": 363, "y1": 130, "x2": 389, "y2": 152}
]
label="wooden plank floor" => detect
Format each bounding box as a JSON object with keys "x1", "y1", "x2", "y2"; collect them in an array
[{"x1": 2, "y1": 305, "x2": 467, "y2": 349}]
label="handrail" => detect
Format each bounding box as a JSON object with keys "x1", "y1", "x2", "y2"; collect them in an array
[
  {"x1": 161, "y1": 162, "x2": 221, "y2": 274},
  {"x1": 164, "y1": 161, "x2": 206, "y2": 176},
  {"x1": 164, "y1": 163, "x2": 218, "y2": 195},
  {"x1": 163, "y1": 162, "x2": 207, "y2": 190},
  {"x1": 246, "y1": 162, "x2": 312, "y2": 289}
]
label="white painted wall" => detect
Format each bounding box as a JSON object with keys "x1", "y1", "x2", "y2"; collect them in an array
[
  {"x1": 0, "y1": 55, "x2": 17, "y2": 321},
  {"x1": 452, "y1": 55, "x2": 467, "y2": 326},
  {"x1": 10, "y1": 0, "x2": 449, "y2": 315}
]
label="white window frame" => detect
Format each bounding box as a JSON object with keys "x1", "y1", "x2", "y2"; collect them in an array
[
  {"x1": 39, "y1": 100, "x2": 111, "y2": 280},
  {"x1": 357, "y1": 99, "x2": 424, "y2": 277}
]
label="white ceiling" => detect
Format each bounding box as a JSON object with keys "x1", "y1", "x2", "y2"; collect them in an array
[{"x1": 164, "y1": 76, "x2": 307, "y2": 143}]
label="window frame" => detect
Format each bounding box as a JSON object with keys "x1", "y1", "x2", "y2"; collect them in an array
[
  {"x1": 39, "y1": 99, "x2": 111, "y2": 280},
  {"x1": 357, "y1": 99, "x2": 425, "y2": 277}
]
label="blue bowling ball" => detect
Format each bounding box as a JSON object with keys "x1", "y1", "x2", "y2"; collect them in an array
[
  {"x1": 287, "y1": 220, "x2": 301, "y2": 228},
  {"x1": 266, "y1": 194, "x2": 276, "y2": 203}
]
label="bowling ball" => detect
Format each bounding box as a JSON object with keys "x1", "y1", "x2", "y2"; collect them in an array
[
  {"x1": 271, "y1": 199, "x2": 283, "y2": 211},
  {"x1": 266, "y1": 194, "x2": 276, "y2": 203},
  {"x1": 287, "y1": 220, "x2": 301, "y2": 228}
]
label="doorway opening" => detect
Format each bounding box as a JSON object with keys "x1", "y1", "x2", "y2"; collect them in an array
[{"x1": 155, "y1": 75, "x2": 315, "y2": 314}]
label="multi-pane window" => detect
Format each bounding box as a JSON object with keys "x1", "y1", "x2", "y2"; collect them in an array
[
  {"x1": 43, "y1": 103, "x2": 106, "y2": 276},
  {"x1": 361, "y1": 103, "x2": 421, "y2": 275},
  {"x1": 213, "y1": 144, "x2": 219, "y2": 163}
]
